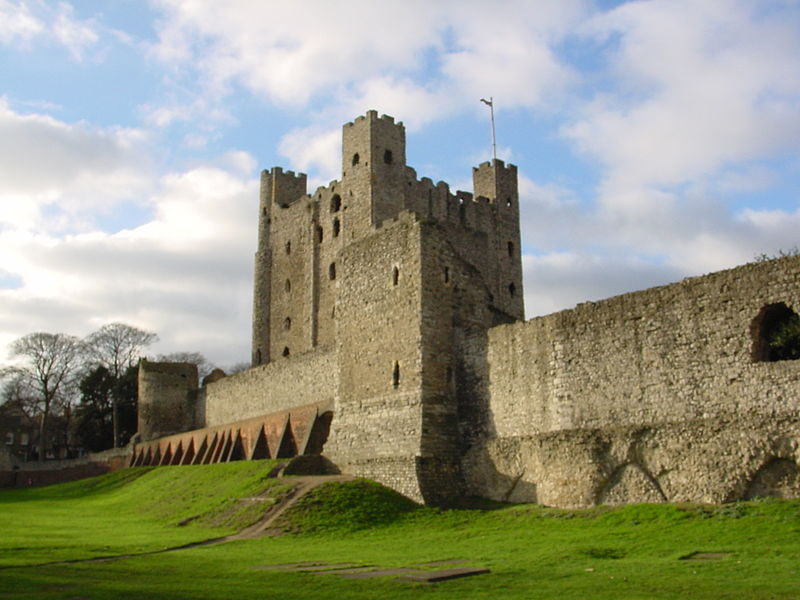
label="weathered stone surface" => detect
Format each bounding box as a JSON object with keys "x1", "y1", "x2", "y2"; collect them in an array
[{"x1": 133, "y1": 111, "x2": 800, "y2": 510}]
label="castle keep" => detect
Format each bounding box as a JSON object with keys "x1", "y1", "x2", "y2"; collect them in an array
[{"x1": 135, "y1": 111, "x2": 800, "y2": 507}]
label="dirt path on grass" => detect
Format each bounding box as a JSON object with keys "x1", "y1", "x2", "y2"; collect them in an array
[{"x1": 220, "y1": 474, "x2": 355, "y2": 541}]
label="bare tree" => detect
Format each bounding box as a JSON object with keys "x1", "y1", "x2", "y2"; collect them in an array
[
  {"x1": 1, "y1": 333, "x2": 84, "y2": 461},
  {"x1": 85, "y1": 323, "x2": 158, "y2": 447}
]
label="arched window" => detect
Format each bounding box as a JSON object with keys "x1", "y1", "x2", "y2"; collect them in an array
[
  {"x1": 384, "y1": 149, "x2": 393, "y2": 164},
  {"x1": 329, "y1": 262, "x2": 336, "y2": 280},
  {"x1": 751, "y1": 302, "x2": 800, "y2": 362},
  {"x1": 352, "y1": 153, "x2": 360, "y2": 166},
  {"x1": 282, "y1": 347, "x2": 290, "y2": 357},
  {"x1": 330, "y1": 194, "x2": 341, "y2": 213}
]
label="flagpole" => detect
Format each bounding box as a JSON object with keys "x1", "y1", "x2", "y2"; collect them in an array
[{"x1": 481, "y1": 97, "x2": 497, "y2": 161}]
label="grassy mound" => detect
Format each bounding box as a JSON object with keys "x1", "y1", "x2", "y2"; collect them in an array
[
  {"x1": 0, "y1": 460, "x2": 286, "y2": 566},
  {"x1": 278, "y1": 478, "x2": 419, "y2": 534}
]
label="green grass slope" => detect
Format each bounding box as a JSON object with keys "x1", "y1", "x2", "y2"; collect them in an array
[
  {"x1": 0, "y1": 460, "x2": 287, "y2": 566},
  {"x1": 1, "y1": 465, "x2": 800, "y2": 599}
]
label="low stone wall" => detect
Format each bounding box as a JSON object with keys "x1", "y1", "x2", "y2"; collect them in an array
[
  {"x1": 463, "y1": 414, "x2": 800, "y2": 508},
  {"x1": 204, "y1": 346, "x2": 338, "y2": 427},
  {"x1": 0, "y1": 447, "x2": 132, "y2": 489}
]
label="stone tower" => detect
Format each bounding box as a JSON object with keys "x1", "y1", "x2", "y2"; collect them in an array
[{"x1": 247, "y1": 110, "x2": 523, "y2": 503}]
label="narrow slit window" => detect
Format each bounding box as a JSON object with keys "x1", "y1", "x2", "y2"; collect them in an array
[
  {"x1": 507, "y1": 241, "x2": 514, "y2": 257},
  {"x1": 392, "y1": 362, "x2": 400, "y2": 388},
  {"x1": 285, "y1": 279, "x2": 291, "y2": 293},
  {"x1": 392, "y1": 266, "x2": 399, "y2": 286},
  {"x1": 284, "y1": 317, "x2": 291, "y2": 331},
  {"x1": 282, "y1": 347, "x2": 290, "y2": 357},
  {"x1": 285, "y1": 241, "x2": 291, "y2": 255},
  {"x1": 352, "y1": 153, "x2": 360, "y2": 166},
  {"x1": 509, "y1": 282, "x2": 516, "y2": 297},
  {"x1": 444, "y1": 266, "x2": 450, "y2": 283},
  {"x1": 329, "y1": 262, "x2": 336, "y2": 280},
  {"x1": 333, "y1": 218, "x2": 340, "y2": 237}
]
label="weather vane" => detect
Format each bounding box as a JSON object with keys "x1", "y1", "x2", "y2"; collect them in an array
[{"x1": 480, "y1": 97, "x2": 496, "y2": 161}]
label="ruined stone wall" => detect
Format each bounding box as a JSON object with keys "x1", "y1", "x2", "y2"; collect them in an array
[
  {"x1": 463, "y1": 256, "x2": 800, "y2": 507},
  {"x1": 464, "y1": 415, "x2": 800, "y2": 508},
  {"x1": 484, "y1": 256, "x2": 800, "y2": 436},
  {"x1": 137, "y1": 361, "x2": 199, "y2": 441},
  {"x1": 204, "y1": 346, "x2": 337, "y2": 428}
]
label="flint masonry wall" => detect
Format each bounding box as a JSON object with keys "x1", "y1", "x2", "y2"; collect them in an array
[
  {"x1": 463, "y1": 255, "x2": 800, "y2": 507},
  {"x1": 324, "y1": 214, "x2": 427, "y2": 501},
  {"x1": 204, "y1": 346, "x2": 337, "y2": 428}
]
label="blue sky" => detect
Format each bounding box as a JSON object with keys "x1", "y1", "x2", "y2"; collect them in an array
[{"x1": 1, "y1": 0, "x2": 799, "y2": 368}]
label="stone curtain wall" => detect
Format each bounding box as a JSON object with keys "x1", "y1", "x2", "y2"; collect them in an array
[
  {"x1": 464, "y1": 256, "x2": 800, "y2": 507},
  {"x1": 485, "y1": 256, "x2": 800, "y2": 435},
  {"x1": 204, "y1": 347, "x2": 338, "y2": 428},
  {"x1": 464, "y1": 415, "x2": 800, "y2": 507}
]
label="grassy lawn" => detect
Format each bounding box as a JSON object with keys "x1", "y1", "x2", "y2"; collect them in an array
[{"x1": 1, "y1": 463, "x2": 799, "y2": 599}]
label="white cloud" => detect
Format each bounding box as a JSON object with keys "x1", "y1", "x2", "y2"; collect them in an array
[
  {"x1": 277, "y1": 125, "x2": 340, "y2": 186},
  {"x1": 566, "y1": 0, "x2": 800, "y2": 195},
  {"x1": 52, "y1": 2, "x2": 98, "y2": 60},
  {"x1": 147, "y1": 0, "x2": 585, "y2": 171},
  {"x1": 0, "y1": 0, "x2": 43, "y2": 45},
  {"x1": 0, "y1": 164, "x2": 259, "y2": 366},
  {"x1": 0, "y1": 1, "x2": 100, "y2": 59},
  {"x1": 0, "y1": 99, "x2": 151, "y2": 232}
]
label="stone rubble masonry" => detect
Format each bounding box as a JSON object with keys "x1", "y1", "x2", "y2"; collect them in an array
[
  {"x1": 133, "y1": 111, "x2": 800, "y2": 508},
  {"x1": 204, "y1": 347, "x2": 337, "y2": 428},
  {"x1": 464, "y1": 256, "x2": 800, "y2": 506}
]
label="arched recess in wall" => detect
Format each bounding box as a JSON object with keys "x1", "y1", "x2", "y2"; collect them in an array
[
  {"x1": 743, "y1": 457, "x2": 800, "y2": 499},
  {"x1": 305, "y1": 411, "x2": 334, "y2": 455},
  {"x1": 330, "y1": 195, "x2": 342, "y2": 213},
  {"x1": 750, "y1": 302, "x2": 800, "y2": 362},
  {"x1": 596, "y1": 462, "x2": 667, "y2": 505}
]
